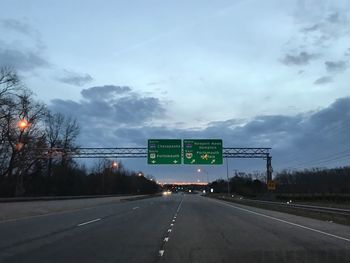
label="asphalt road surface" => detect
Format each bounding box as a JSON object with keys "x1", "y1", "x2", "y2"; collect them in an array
[{"x1": 0, "y1": 193, "x2": 349, "y2": 263}]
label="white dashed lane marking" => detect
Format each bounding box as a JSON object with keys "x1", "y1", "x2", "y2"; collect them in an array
[
  {"x1": 77, "y1": 218, "x2": 101, "y2": 227},
  {"x1": 158, "y1": 196, "x2": 185, "y2": 257}
]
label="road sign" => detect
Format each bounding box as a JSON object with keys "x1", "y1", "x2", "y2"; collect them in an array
[
  {"x1": 183, "y1": 139, "x2": 223, "y2": 165},
  {"x1": 267, "y1": 180, "x2": 276, "y2": 190},
  {"x1": 148, "y1": 139, "x2": 182, "y2": 164}
]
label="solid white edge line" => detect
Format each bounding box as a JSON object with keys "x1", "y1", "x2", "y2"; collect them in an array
[
  {"x1": 77, "y1": 218, "x2": 101, "y2": 227},
  {"x1": 210, "y1": 198, "x2": 350, "y2": 243}
]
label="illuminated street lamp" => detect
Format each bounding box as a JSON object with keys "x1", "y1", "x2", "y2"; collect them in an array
[
  {"x1": 197, "y1": 167, "x2": 209, "y2": 184},
  {"x1": 112, "y1": 161, "x2": 119, "y2": 169},
  {"x1": 15, "y1": 119, "x2": 29, "y2": 152},
  {"x1": 138, "y1": 172, "x2": 143, "y2": 177},
  {"x1": 17, "y1": 119, "x2": 29, "y2": 131}
]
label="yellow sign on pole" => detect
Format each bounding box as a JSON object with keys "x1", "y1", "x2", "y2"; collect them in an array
[{"x1": 267, "y1": 180, "x2": 276, "y2": 190}]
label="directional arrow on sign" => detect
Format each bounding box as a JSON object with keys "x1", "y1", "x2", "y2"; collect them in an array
[
  {"x1": 151, "y1": 160, "x2": 156, "y2": 164},
  {"x1": 191, "y1": 159, "x2": 195, "y2": 164},
  {"x1": 211, "y1": 159, "x2": 216, "y2": 164},
  {"x1": 173, "y1": 160, "x2": 178, "y2": 164}
]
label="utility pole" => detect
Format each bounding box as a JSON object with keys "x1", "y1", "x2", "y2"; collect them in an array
[{"x1": 266, "y1": 155, "x2": 273, "y2": 182}]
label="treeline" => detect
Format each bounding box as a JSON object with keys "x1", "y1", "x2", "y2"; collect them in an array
[
  {"x1": 0, "y1": 160, "x2": 160, "y2": 197},
  {"x1": 274, "y1": 167, "x2": 350, "y2": 194},
  {"x1": 209, "y1": 174, "x2": 265, "y2": 197},
  {"x1": 209, "y1": 167, "x2": 350, "y2": 198},
  {"x1": 0, "y1": 67, "x2": 159, "y2": 197}
]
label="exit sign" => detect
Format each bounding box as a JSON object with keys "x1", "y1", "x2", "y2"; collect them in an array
[
  {"x1": 183, "y1": 139, "x2": 223, "y2": 165},
  {"x1": 147, "y1": 139, "x2": 182, "y2": 165}
]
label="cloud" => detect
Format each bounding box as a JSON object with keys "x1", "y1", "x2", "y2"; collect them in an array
[
  {"x1": 0, "y1": 19, "x2": 35, "y2": 36},
  {"x1": 81, "y1": 85, "x2": 131, "y2": 100},
  {"x1": 0, "y1": 19, "x2": 48, "y2": 72},
  {"x1": 281, "y1": 52, "x2": 318, "y2": 66},
  {"x1": 56, "y1": 70, "x2": 93, "y2": 86},
  {"x1": 301, "y1": 24, "x2": 320, "y2": 33},
  {"x1": 48, "y1": 91, "x2": 350, "y2": 179},
  {"x1": 50, "y1": 85, "x2": 165, "y2": 132},
  {"x1": 100, "y1": 96, "x2": 350, "y2": 171},
  {"x1": 314, "y1": 76, "x2": 333, "y2": 85},
  {"x1": 0, "y1": 47, "x2": 49, "y2": 71},
  {"x1": 325, "y1": 60, "x2": 348, "y2": 73}
]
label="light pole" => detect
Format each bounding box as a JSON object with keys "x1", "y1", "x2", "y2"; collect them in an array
[
  {"x1": 226, "y1": 157, "x2": 230, "y2": 196},
  {"x1": 197, "y1": 168, "x2": 209, "y2": 187}
]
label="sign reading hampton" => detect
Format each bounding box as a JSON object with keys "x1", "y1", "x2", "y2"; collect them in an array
[
  {"x1": 147, "y1": 139, "x2": 182, "y2": 164},
  {"x1": 183, "y1": 139, "x2": 223, "y2": 165}
]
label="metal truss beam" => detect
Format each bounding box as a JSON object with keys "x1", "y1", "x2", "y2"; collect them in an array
[
  {"x1": 38, "y1": 146, "x2": 273, "y2": 183},
  {"x1": 38, "y1": 147, "x2": 271, "y2": 159}
]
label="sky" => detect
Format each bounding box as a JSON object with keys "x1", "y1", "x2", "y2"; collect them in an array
[{"x1": 1, "y1": 0, "x2": 350, "y2": 183}]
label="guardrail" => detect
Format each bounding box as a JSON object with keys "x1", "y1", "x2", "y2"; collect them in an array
[{"x1": 240, "y1": 198, "x2": 350, "y2": 216}]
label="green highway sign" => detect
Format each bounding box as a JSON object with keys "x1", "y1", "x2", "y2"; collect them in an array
[
  {"x1": 183, "y1": 139, "x2": 223, "y2": 165},
  {"x1": 148, "y1": 139, "x2": 182, "y2": 165}
]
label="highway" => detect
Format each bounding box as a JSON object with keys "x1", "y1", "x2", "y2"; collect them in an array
[{"x1": 0, "y1": 194, "x2": 349, "y2": 263}]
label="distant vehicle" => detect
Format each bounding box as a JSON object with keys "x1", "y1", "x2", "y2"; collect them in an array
[{"x1": 162, "y1": 190, "x2": 172, "y2": 196}]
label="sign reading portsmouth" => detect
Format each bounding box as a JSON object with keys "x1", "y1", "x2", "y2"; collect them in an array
[
  {"x1": 147, "y1": 139, "x2": 182, "y2": 164},
  {"x1": 183, "y1": 139, "x2": 223, "y2": 165}
]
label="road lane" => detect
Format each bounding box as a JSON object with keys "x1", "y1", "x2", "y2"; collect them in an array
[
  {"x1": 161, "y1": 194, "x2": 350, "y2": 263},
  {"x1": 1, "y1": 193, "x2": 350, "y2": 263},
  {"x1": 0, "y1": 194, "x2": 183, "y2": 263}
]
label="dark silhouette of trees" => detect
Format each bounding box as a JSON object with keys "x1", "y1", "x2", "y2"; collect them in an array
[{"x1": 0, "y1": 68, "x2": 160, "y2": 197}]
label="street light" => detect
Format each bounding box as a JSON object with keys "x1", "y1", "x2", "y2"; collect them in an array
[
  {"x1": 197, "y1": 168, "x2": 209, "y2": 184},
  {"x1": 16, "y1": 119, "x2": 30, "y2": 151},
  {"x1": 17, "y1": 119, "x2": 29, "y2": 131},
  {"x1": 112, "y1": 161, "x2": 119, "y2": 169}
]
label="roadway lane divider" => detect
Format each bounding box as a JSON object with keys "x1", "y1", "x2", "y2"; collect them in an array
[
  {"x1": 210, "y1": 198, "x2": 350, "y2": 243},
  {"x1": 77, "y1": 218, "x2": 101, "y2": 227},
  {"x1": 158, "y1": 195, "x2": 185, "y2": 257},
  {"x1": 77, "y1": 203, "x2": 144, "y2": 228}
]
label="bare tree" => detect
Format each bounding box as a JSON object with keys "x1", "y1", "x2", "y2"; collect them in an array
[
  {"x1": 43, "y1": 112, "x2": 80, "y2": 169},
  {"x1": 0, "y1": 87, "x2": 46, "y2": 195},
  {"x1": 0, "y1": 67, "x2": 20, "y2": 101},
  {"x1": 44, "y1": 111, "x2": 64, "y2": 176}
]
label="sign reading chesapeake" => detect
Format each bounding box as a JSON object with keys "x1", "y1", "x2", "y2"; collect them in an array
[
  {"x1": 183, "y1": 139, "x2": 223, "y2": 165},
  {"x1": 147, "y1": 139, "x2": 182, "y2": 164}
]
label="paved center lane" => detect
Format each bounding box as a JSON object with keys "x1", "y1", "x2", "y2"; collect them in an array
[
  {"x1": 0, "y1": 194, "x2": 184, "y2": 263},
  {"x1": 161, "y1": 194, "x2": 350, "y2": 263}
]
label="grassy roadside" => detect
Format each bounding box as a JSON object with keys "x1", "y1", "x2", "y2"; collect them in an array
[{"x1": 206, "y1": 194, "x2": 350, "y2": 226}]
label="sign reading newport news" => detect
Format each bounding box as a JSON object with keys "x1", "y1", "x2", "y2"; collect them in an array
[
  {"x1": 147, "y1": 139, "x2": 182, "y2": 164},
  {"x1": 183, "y1": 139, "x2": 223, "y2": 165}
]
